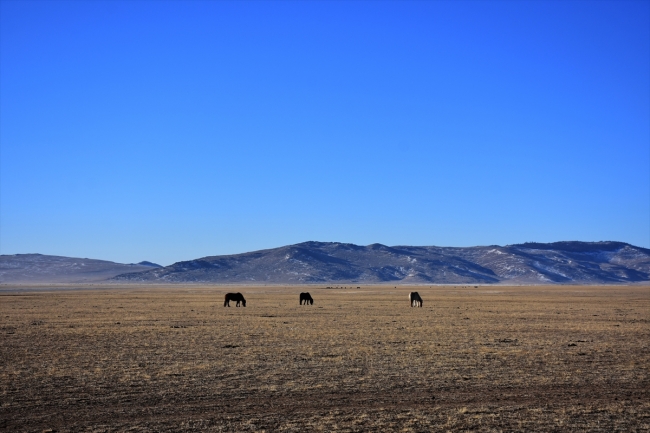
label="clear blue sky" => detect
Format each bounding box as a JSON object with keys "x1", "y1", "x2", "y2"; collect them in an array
[{"x1": 1, "y1": 0, "x2": 648, "y2": 266}]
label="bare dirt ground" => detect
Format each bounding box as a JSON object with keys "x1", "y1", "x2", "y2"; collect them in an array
[{"x1": 1, "y1": 285, "x2": 649, "y2": 432}]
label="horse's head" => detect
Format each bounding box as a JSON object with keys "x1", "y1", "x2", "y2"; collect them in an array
[
  {"x1": 241, "y1": 299, "x2": 246, "y2": 307},
  {"x1": 309, "y1": 299, "x2": 313, "y2": 305}
]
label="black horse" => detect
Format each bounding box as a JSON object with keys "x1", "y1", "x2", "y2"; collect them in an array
[
  {"x1": 409, "y1": 291, "x2": 423, "y2": 307},
  {"x1": 299, "y1": 292, "x2": 314, "y2": 305},
  {"x1": 224, "y1": 292, "x2": 246, "y2": 307}
]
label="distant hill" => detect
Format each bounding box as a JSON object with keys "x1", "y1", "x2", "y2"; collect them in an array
[
  {"x1": 135, "y1": 261, "x2": 162, "y2": 268},
  {"x1": 0, "y1": 254, "x2": 157, "y2": 284},
  {"x1": 111, "y1": 241, "x2": 650, "y2": 285}
]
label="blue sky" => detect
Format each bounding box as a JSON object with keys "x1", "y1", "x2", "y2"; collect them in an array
[{"x1": 1, "y1": 0, "x2": 648, "y2": 266}]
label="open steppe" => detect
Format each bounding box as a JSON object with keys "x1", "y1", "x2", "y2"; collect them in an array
[{"x1": 1, "y1": 285, "x2": 649, "y2": 432}]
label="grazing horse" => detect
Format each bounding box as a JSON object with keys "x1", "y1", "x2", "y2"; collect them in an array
[
  {"x1": 224, "y1": 292, "x2": 246, "y2": 307},
  {"x1": 409, "y1": 292, "x2": 423, "y2": 307},
  {"x1": 299, "y1": 292, "x2": 314, "y2": 305}
]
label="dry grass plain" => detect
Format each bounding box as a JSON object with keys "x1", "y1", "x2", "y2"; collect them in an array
[{"x1": 1, "y1": 285, "x2": 649, "y2": 432}]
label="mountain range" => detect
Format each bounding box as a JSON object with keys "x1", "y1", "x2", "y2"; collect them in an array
[
  {"x1": 111, "y1": 241, "x2": 650, "y2": 285},
  {"x1": 0, "y1": 254, "x2": 160, "y2": 284},
  {"x1": 3, "y1": 241, "x2": 649, "y2": 285}
]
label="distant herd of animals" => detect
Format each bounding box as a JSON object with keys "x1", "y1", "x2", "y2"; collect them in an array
[{"x1": 224, "y1": 291, "x2": 423, "y2": 307}]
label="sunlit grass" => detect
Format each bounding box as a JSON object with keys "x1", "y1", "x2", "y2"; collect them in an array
[{"x1": 1, "y1": 285, "x2": 648, "y2": 431}]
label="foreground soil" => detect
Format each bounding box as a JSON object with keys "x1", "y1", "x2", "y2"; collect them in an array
[{"x1": 1, "y1": 285, "x2": 649, "y2": 432}]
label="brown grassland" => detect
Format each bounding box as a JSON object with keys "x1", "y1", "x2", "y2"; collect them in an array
[{"x1": 1, "y1": 285, "x2": 649, "y2": 432}]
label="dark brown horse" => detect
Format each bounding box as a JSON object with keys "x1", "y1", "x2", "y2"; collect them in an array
[
  {"x1": 299, "y1": 292, "x2": 313, "y2": 305},
  {"x1": 409, "y1": 291, "x2": 423, "y2": 307},
  {"x1": 224, "y1": 292, "x2": 246, "y2": 307}
]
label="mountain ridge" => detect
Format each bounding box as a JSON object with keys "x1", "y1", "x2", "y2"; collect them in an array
[
  {"x1": 111, "y1": 240, "x2": 650, "y2": 284},
  {"x1": 3, "y1": 241, "x2": 648, "y2": 285},
  {"x1": 0, "y1": 254, "x2": 159, "y2": 284}
]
